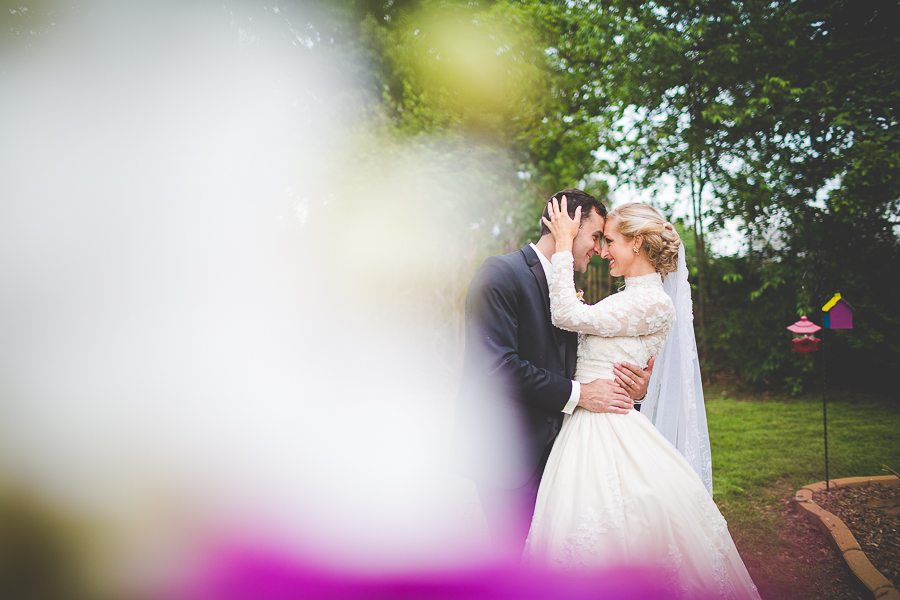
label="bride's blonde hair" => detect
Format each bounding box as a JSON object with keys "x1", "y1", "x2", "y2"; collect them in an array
[{"x1": 606, "y1": 203, "x2": 681, "y2": 277}]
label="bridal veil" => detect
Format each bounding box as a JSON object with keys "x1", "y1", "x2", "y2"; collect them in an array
[{"x1": 640, "y1": 243, "x2": 713, "y2": 495}]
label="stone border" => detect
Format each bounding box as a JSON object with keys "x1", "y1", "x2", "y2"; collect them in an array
[{"x1": 792, "y1": 475, "x2": 900, "y2": 600}]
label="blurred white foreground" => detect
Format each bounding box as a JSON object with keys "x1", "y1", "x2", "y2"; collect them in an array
[{"x1": 0, "y1": 2, "x2": 493, "y2": 596}]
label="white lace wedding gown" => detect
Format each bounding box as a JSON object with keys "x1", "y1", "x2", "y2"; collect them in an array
[{"x1": 522, "y1": 252, "x2": 760, "y2": 599}]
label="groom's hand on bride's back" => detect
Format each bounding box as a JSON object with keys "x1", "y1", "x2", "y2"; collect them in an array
[{"x1": 578, "y1": 379, "x2": 634, "y2": 414}]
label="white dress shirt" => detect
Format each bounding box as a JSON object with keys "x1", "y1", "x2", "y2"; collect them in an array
[{"x1": 529, "y1": 243, "x2": 580, "y2": 414}]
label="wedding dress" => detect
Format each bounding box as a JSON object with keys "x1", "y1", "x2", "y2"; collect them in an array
[{"x1": 522, "y1": 252, "x2": 760, "y2": 599}]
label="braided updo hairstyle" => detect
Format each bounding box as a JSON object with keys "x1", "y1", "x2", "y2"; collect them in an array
[{"x1": 606, "y1": 203, "x2": 681, "y2": 277}]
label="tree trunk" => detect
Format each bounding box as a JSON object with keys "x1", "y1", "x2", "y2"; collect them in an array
[{"x1": 690, "y1": 154, "x2": 709, "y2": 370}]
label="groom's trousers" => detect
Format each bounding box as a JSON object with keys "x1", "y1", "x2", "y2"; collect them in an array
[{"x1": 476, "y1": 440, "x2": 553, "y2": 558}]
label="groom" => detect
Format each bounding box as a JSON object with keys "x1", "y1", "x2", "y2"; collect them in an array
[{"x1": 454, "y1": 188, "x2": 653, "y2": 556}]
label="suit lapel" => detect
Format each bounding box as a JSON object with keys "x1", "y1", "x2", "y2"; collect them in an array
[
  {"x1": 522, "y1": 245, "x2": 568, "y2": 368},
  {"x1": 523, "y1": 245, "x2": 552, "y2": 318}
]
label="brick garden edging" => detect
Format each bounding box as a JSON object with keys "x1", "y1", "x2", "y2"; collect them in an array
[{"x1": 792, "y1": 475, "x2": 900, "y2": 600}]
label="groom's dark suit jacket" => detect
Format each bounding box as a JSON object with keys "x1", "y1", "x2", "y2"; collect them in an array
[{"x1": 454, "y1": 245, "x2": 578, "y2": 489}]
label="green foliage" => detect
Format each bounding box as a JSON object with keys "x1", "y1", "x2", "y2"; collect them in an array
[
  {"x1": 702, "y1": 254, "x2": 813, "y2": 391},
  {"x1": 698, "y1": 209, "x2": 900, "y2": 394},
  {"x1": 713, "y1": 0, "x2": 900, "y2": 228}
]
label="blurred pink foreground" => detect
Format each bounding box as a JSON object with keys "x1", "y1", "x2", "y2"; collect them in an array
[{"x1": 175, "y1": 548, "x2": 691, "y2": 600}]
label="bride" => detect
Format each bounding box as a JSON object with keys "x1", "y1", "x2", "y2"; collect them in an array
[{"x1": 523, "y1": 199, "x2": 760, "y2": 599}]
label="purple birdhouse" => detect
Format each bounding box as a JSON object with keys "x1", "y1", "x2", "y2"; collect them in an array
[{"x1": 822, "y1": 293, "x2": 854, "y2": 329}]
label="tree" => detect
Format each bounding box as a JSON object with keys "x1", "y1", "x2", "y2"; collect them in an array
[
  {"x1": 507, "y1": 0, "x2": 900, "y2": 391},
  {"x1": 511, "y1": 0, "x2": 782, "y2": 361}
]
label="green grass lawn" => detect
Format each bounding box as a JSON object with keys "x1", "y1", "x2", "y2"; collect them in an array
[
  {"x1": 705, "y1": 384, "x2": 900, "y2": 599},
  {"x1": 709, "y1": 386, "x2": 900, "y2": 503}
]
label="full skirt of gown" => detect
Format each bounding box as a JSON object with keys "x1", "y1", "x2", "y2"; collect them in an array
[{"x1": 522, "y1": 406, "x2": 761, "y2": 599}]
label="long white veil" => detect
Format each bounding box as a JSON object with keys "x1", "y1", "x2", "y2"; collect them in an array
[{"x1": 640, "y1": 243, "x2": 713, "y2": 495}]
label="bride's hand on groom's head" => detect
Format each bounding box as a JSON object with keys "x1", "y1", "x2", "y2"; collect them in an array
[{"x1": 542, "y1": 195, "x2": 580, "y2": 247}]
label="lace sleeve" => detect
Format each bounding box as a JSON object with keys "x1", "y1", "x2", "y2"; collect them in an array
[{"x1": 549, "y1": 251, "x2": 674, "y2": 337}]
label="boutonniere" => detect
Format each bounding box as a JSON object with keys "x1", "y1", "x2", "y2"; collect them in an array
[{"x1": 576, "y1": 289, "x2": 585, "y2": 302}]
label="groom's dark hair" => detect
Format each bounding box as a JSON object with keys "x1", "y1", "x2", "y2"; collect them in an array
[{"x1": 539, "y1": 188, "x2": 607, "y2": 237}]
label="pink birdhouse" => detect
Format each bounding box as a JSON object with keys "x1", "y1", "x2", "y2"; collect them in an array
[
  {"x1": 822, "y1": 293, "x2": 854, "y2": 329},
  {"x1": 792, "y1": 337, "x2": 820, "y2": 354},
  {"x1": 787, "y1": 316, "x2": 822, "y2": 354}
]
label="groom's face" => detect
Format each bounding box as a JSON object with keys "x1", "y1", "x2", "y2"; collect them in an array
[{"x1": 571, "y1": 208, "x2": 606, "y2": 273}]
